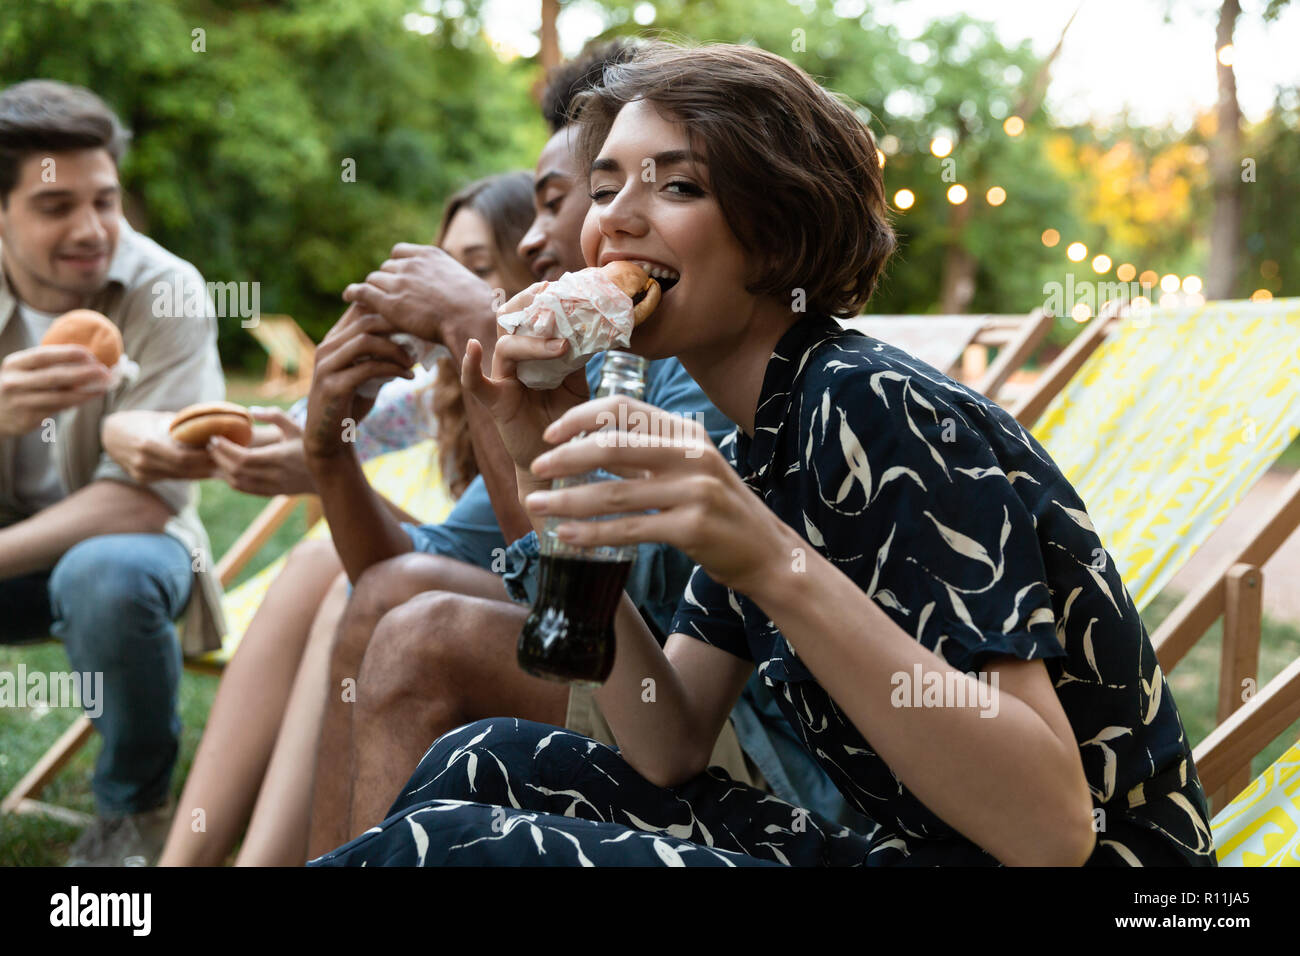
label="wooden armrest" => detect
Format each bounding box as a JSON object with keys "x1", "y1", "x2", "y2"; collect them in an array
[
  {"x1": 1193, "y1": 655, "x2": 1300, "y2": 797},
  {"x1": 213, "y1": 494, "x2": 312, "y2": 588},
  {"x1": 977, "y1": 309, "x2": 1053, "y2": 401},
  {"x1": 1153, "y1": 469, "x2": 1300, "y2": 672}
]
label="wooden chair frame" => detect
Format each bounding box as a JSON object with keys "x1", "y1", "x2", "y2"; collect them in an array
[{"x1": 248, "y1": 315, "x2": 316, "y2": 401}]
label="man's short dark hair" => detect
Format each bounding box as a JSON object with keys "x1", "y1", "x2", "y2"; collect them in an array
[
  {"x1": 0, "y1": 80, "x2": 129, "y2": 206},
  {"x1": 540, "y1": 38, "x2": 643, "y2": 133}
]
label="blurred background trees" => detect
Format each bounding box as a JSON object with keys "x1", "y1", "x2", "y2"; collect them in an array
[{"x1": 2, "y1": 0, "x2": 1294, "y2": 367}]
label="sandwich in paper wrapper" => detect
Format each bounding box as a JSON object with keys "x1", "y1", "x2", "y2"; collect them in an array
[{"x1": 496, "y1": 268, "x2": 638, "y2": 389}]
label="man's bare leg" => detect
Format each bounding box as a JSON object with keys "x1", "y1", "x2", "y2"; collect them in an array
[
  {"x1": 308, "y1": 552, "x2": 508, "y2": 858},
  {"x1": 347, "y1": 591, "x2": 568, "y2": 837}
]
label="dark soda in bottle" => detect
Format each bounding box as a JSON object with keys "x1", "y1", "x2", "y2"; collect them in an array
[{"x1": 517, "y1": 351, "x2": 648, "y2": 686}]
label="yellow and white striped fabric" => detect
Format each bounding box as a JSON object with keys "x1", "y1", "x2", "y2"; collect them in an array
[
  {"x1": 196, "y1": 440, "x2": 455, "y2": 667},
  {"x1": 1211, "y1": 742, "x2": 1300, "y2": 867},
  {"x1": 1031, "y1": 298, "x2": 1300, "y2": 613}
]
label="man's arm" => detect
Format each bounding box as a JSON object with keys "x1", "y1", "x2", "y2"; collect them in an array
[
  {"x1": 440, "y1": 319, "x2": 533, "y2": 543},
  {"x1": 303, "y1": 308, "x2": 422, "y2": 583},
  {"x1": 343, "y1": 245, "x2": 534, "y2": 543},
  {"x1": 0, "y1": 480, "x2": 174, "y2": 578}
]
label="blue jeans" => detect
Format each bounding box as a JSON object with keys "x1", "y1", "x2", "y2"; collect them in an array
[{"x1": 0, "y1": 533, "x2": 193, "y2": 815}]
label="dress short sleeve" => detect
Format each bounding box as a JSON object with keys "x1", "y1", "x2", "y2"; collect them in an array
[
  {"x1": 668, "y1": 564, "x2": 753, "y2": 662},
  {"x1": 805, "y1": 371, "x2": 1065, "y2": 676}
]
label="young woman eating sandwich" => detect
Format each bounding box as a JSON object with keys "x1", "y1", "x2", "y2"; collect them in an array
[{"x1": 309, "y1": 42, "x2": 1215, "y2": 867}]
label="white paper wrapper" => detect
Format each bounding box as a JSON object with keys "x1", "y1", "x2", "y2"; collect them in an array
[
  {"x1": 357, "y1": 334, "x2": 450, "y2": 398},
  {"x1": 497, "y1": 269, "x2": 636, "y2": 389},
  {"x1": 108, "y1": 354, "x2": 140, "y2": 389}
]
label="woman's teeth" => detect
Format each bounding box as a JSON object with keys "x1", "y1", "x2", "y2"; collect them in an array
[{"x1": 628, "y1": 260, "x2": 680, "y2": 284}]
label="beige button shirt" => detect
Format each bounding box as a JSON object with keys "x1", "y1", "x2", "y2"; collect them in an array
[{"x1": 0, "y1": 219, "x2": 228, "y2": 654}]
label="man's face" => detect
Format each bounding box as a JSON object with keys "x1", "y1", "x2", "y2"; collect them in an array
[
  {"x1": 0, "y1": 148, "x2": 121, "y2": 311},
  {"x1": 518, "y1": 127, "x2": 591, "y2": 281}
]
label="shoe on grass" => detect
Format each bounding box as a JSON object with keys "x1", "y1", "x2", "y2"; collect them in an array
[{"x1": 65, "y1": 803, "x2": 173, "y2": 867}]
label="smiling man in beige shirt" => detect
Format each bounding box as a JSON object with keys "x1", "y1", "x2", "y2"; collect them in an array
[{"x1": 0, "y1": 80, "x2": 225, "y2": 865}]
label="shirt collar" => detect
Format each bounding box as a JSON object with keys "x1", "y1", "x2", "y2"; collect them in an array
[
  {"x1": 735, "y1": 312, "x2": 844, "y2": 487},
  {"x1": 103, "y1": 217, "x2": 138, "y2": 288}
]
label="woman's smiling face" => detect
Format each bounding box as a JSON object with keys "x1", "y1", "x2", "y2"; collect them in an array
[{"x1": 580, "y1": 99, "x2": 759, "y2": 361}]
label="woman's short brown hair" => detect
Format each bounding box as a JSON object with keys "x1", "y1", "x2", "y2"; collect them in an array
[{"x1": 572, "y1": 42, "x2": 895, "y2": 318}]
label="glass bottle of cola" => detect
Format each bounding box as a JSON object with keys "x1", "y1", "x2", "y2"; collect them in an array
[{"x1": 517, "y1": 350, "x2": 649, "y2": 686}]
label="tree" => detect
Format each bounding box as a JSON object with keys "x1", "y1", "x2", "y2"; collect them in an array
[{"x1": 1, "y1": 0, "x2": 547, "y2": 367}]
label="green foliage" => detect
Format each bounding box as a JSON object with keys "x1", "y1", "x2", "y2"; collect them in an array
[
  {"x1": 1239, "y1": 87, "x2": 1300, "y2": 298},
  {"x1": 4, "y1": 0, "x2": 1295, "y2": 369},
  {"x1": 0, "y1": 0, "x2": 548, "y2": 367}
]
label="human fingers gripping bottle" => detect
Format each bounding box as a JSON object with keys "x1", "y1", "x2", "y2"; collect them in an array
[{"x1": 517, "y1": 351, "x2": 649, "y2": 686}]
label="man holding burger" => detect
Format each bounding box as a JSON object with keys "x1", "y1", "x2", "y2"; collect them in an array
[{"x1": 0, "y1": 80, "x2": 225, "y2": 865}]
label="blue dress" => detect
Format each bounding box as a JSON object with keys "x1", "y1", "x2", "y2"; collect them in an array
[{"x1": 310, "y1": 315, "x2": 1216, "y2": 867}]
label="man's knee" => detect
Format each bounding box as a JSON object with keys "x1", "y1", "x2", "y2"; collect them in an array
[
  {"x1": 356, "y1": 591, "x2": 476, "y2": 725},
  {"x1": 49, "y1": 535, "x2": 187, "y2": 654},
  {"x1": 339, "y1": 553, "x2": 473, "y2": 658}
]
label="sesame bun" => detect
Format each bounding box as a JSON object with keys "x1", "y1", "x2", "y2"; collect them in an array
[
  {"x1": 599, "y1": 261, "x2": 661, "y2": 326},
  {"x1": 169, "y1": 401, "x2": 254, "y2": 447},
  {"x1": 40, "y1": 309, "x2": 123, "y2": 366}
]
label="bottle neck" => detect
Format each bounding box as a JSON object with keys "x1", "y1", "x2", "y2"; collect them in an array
[{"x1": 595, "y1": 350, "x2": 648, "y2": 400}]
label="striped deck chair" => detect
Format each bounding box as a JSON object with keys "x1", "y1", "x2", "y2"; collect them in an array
[
  {"x1": 841, "y1": 310, "x2": 1052, "y2": 404},
  {"x1": 1019, "y1": 297, "x2": 1300, "y2": 863},
  {"x1": 1, "y1": 440, "x2": 455, "y2": 823}
]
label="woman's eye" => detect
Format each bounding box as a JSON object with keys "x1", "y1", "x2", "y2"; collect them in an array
[
  {"x1": 588, "y1": 187, "x2": 618, "y2": 202},
  {"x1": 666, "y1": 180, "x2": 703, "y2": 196}
]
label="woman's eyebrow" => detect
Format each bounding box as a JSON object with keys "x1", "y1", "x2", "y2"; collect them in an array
[{"x1": 590, "y1": 148, "x2": 707, "y2": 174}]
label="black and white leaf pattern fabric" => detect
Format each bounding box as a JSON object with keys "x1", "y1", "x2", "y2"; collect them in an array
[
  {"x1": 669, "y1": 314, "x2": 1215, "y2": 865},
  {"x1": 310, "y1": 718, "x2": 872, "y2": 866}
]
